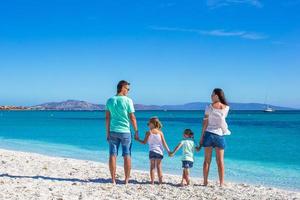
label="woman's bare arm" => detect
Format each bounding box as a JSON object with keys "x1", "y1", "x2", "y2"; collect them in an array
[{"x1": 200, "y1": 114, "x2": 209, "y2": 145}]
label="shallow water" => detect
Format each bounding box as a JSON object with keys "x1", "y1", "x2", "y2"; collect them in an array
[{"x1": 0, "y1": 110, "x2": 299, "y2": 190}]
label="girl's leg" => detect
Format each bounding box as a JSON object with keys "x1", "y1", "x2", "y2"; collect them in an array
[
  {"x1": 216, "y1": 147, "x2": 225, "y2": 186},
  {"x1": 150, "y1": 159, "x2": 155, "y2": 184},
  {"x1": 203, "y1": 147, "x2": 213, "y2": 186},
  {"x1": 156, "y1": 159, "x2": 163, "y2": 184}
]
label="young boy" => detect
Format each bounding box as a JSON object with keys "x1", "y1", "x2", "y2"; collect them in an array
[{"x1": 170, "y1": 129, "x2": 198, "y2": 186}]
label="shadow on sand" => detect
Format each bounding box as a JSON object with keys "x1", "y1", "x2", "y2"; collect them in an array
[{"x1": 0, "y1": 173, "x2": 181, "y2": 187}]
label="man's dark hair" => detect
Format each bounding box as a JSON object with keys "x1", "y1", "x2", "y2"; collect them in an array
[{"x1": 117, "y1": 80, "x2": 130, "y2": 93}]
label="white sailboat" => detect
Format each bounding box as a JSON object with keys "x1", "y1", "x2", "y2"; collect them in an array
[
  {"x1": 264, "y1": 93, "x2": 275, "y2": 112},
  {"x1": 264, "y1": 105, "x2": 275, "y2": 112}
]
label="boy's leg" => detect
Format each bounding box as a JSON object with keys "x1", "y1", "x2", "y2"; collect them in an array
[
  {"x1": 150, "y1": 159, "x2": 155, "y2": 184},
  {"x1": 156, "y1": 159, "x2": 163, "y2": 184},
  {"x1": 185, "y1": 168, "x2": 190, "y2": 185},
  {"x1": 181, "y1": 169, "x2": 186, "y2": 186}
]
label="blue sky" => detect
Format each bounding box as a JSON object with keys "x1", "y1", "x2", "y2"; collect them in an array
[{"x1": 0, "y1": 0, "x2": 299, "y2": 108}]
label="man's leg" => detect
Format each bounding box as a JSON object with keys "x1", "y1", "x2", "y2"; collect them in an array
[
  {"x1": 122, "y1": 133, "x2": 132, "y2": 184},
  {"x1": 109, "y1": 155, "x2": 117, "y2": 184},
  {"x1": 108, "y1": 133, "x2": 119, "y2": 184},
  {"x1": 124, "y1": 155, "x2": 131, "y2": 184}
]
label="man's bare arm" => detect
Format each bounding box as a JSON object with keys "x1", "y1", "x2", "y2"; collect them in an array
[
  {"x1": 105, "y1": 111, "x2": 111, "y2": 141},
  {"x1": 129, "y1": 113, "x2": 139, "y2": 139}
]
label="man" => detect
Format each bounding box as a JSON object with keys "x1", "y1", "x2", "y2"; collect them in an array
[{"x1": 105, "y1": 80, "x2": 138, "y2": 184}]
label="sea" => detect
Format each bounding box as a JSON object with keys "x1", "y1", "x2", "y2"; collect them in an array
[{"x1": 0, "y1": 110, "x2": 299, "y2": 191}]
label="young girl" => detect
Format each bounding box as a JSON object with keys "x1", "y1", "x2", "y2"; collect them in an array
[
  {"x1": 136, "y1": 117, "x2": 170, "y2": 184},
  {"x1": 170, "y1": 129, "x2": 196, "y2": 186}
]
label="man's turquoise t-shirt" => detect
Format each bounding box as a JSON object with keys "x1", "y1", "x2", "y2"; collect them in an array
[
  {"x1": 180, "y1": 139, "x2": 195, "y2": 162},
  {"x1": 106, "y1": 95, "x2": 135, "y2": 133}
]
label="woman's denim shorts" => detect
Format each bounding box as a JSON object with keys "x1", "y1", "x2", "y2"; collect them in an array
[{"x1": 203, "y1": 131, "x2": 226, "y2": 149}]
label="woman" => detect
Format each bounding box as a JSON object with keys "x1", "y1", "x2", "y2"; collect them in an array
[{"x1": 199, "y1": 88, "x2": 231, "y2": 187}]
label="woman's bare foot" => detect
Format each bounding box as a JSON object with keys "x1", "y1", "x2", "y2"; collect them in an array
[
  {"x1": 124, "y1": 179, "x2": 129, "y2": 185},
  {"x1": 158, "y1": 176, "x2": 163, "y2": 185}
]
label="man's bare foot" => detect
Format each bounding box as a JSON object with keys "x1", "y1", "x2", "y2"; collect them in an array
[
  {"x1": 203, "y1": 181, "x2": 208, "y2": 186},
  {"x1": 111, "y1": 179, "x2": 116, "y2": 185}
]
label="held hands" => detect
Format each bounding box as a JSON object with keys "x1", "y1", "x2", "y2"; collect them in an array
[
  {"x1": 134, "y1": 131, "x2": 139, "y2": 141},
  {"x1": 196, "y1": 144, "x2": 203, "y2": 152},
  {"x1": 168, "y1": 151, "x2": 174, "y2": 157}
]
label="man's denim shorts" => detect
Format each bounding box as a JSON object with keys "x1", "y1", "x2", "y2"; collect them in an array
[
  {"x1": 203, "y1": 131, "x2": 226, "y2": 149},
  {"x1": 109, "y1": 132, "x2": 132, "y2": 157},
  {"x1": 182, "y1": 160, "x2": 193, "y2": 169}
]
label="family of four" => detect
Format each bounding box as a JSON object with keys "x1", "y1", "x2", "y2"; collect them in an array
[{"x1": 105, "y1": 80, "x2": 230, "y2": 186}]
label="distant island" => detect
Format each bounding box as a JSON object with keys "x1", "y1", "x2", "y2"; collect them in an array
[{"x1": 0, "y1": 100, "x2": 296, "y2": 111}]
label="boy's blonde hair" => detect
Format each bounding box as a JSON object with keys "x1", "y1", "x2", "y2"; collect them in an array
[{"x1": 148, "y1": 117, "x2": 162, "y2": 129}]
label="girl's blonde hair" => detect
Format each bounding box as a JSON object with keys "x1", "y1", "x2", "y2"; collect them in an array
[{"x1": 148, "y1": 117, "x2": 163, "y2": 129}]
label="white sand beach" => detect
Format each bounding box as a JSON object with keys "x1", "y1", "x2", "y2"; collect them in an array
[{"x1": 0, "y1": 149, "x2": 299, "y2": 200}]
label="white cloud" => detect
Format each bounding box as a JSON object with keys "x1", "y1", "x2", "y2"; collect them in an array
[
  {"x1": 207, "y1": 0, "x2": 263, "y2": 8},
  {"x1": 149, "y1": 26, "x2": 268, "y2": 40}
]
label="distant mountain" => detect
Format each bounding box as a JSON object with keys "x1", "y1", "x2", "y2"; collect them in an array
[
  {"x1": 28, "y1": 100, "x2": 295, "y2": 111},
  {"x1": 30, "y1": 100, "x2": 105, "y2": 111},
  {"x1": 228, "y1": 103, "x2": 294, "y2": 110},
  {"x1": 158, "y1": 102, "x2": 294, "y2": 111}
]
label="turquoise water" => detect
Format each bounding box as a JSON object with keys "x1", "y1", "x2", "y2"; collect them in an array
[{"x1": 0, "y1": 110, "x2": 299, "y2": 191}]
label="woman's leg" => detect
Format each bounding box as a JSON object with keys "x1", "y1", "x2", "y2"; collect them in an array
[
  {"x1": 203, "y1": 147, "x2": 213, "y2": 186},
  {"x1": 150, "y1": 159, "x2": 155, "y2": 184},
  {"x1": 216, "y1": 147, "x2": 225, "y2": 186},
  {"x1": 156, "y1": 159, "x2": 163, "y2": 184}
]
